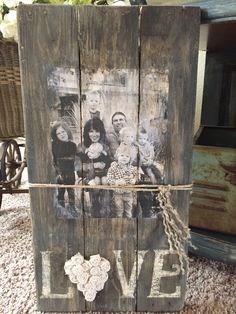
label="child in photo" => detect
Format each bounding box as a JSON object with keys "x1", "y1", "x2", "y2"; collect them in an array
[
  {"x1": 107, "y1": 145, "x2": 138, "y2": 218},
  {"x1": 138, "y1": 126, "x2": 162, "y2": 184},
  {"x1": 51, "y1": 121, "x2": 77, "y2": 217},
  {"x1": 118, "y1": 126, "x2": 138, "y2": 165},
  {"x1": 85, "y1": 142, "x2": 109, "y2": 185},
  {"x1": 83, "y1": 90, "x2": 105, "y2": 124},
  {"x1": 149, "y1": 118, "x2": 167, "y2": 159}
]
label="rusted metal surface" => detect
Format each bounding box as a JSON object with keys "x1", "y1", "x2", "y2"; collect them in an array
[{"x1": 190, "y1": 145, "x2": 236, "y2": 235}]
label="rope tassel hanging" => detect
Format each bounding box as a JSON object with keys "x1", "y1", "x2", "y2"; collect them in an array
[{"x1": 157, "y1": 185, "x2": 194, "y2": 274}]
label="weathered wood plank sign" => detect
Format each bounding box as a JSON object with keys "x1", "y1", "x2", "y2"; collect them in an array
[{"x1": 18, "y1": 4, "x2": 200, "y2": 312}]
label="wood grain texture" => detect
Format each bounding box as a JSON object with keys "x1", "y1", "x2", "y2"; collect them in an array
[
  {"x1": 18, "y1": 5, "x2": 85, "y2": 311},
  {"x1": 137, "y1": 6, "x2": 200, "y2": 311},
  {"x1": 79, "y1": 6, "x2": 139, "y2": 70},
  {"x1": 145, "y1": 0, "x2": 236, "y2": 21},
  {"x1": 79, "y1": 5, "x2": 140, "y2": 310}
]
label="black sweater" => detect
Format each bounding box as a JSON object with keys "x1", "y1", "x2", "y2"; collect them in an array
[{"x1": 52, "y1": 140, "x2": 76, "y2": 174}]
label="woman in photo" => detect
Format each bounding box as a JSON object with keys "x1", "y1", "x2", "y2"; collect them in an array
[
  {"x1": 51, "y1": 121, "x2": 77, "y2": 218},
  {"x1": 77, "y1": 117, "x2": 111, "y2": 217}
]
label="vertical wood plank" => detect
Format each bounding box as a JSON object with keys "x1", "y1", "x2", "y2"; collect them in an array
[
  {"x1": 18, "y1": 5, "x2": 85, "y2": 311},
  {"x1": 79, "y1": 5, "x2": 140, "y2": 311},
  {"x1": 137, "y1": 6, "x2": 200, "y2": 311}
]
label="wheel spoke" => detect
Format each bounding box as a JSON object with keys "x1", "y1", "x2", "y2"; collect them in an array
[
  {"x1": 9, "y1": 144, "x2": 13, "y2": 159},
  {"x1": 6, "y1": 151, "x2": 10, "y2": 161},
  {"x1": 12, "y1": 146, "x2": 16, "y2": 159}
]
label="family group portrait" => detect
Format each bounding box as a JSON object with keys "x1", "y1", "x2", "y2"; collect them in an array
[{"x1": 48, "y1": 67, "x2": 169, "y2": 219}]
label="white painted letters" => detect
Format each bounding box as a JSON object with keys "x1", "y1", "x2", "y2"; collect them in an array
[
  {"x1": 114, "y1": 249, "x2": 181, "y2": 299},
  {"x1": 40, "y1": 250, "x2": 181, "y2": 300},
  {"x1": 113, "y1": 250, "x2": 147, "y2": 298},
  {"x1": 40, "y1": 251, "x2": 74, "y2": 299},
  {"x1": 148, "y1": 250, "x2": 181, "y2": 298}
]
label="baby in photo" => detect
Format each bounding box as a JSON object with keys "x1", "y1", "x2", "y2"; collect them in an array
[
  {"x1": 85, "y1": 142, "x2": 108, "y2": 185},
  {"x1": 118, "y1": 126, "x2": 138, "y2": 165},
  {"x1": 138, "y1": 126, "x2": 162, "y2": 184},
  {"x1": 107, "y1": 144, "x2": 138, "y2": 218}
]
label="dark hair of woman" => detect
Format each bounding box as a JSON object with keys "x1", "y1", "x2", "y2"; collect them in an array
[
  {"x1": 51, "y1": 121, "x2": 73, "y2": 141},
  {"x1": 83, "y1": 118, "x2": 106, "y2": 147}
]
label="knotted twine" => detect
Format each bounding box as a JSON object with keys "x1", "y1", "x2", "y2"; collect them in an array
[
  {"x1": 29, "y1": 182, "x2": 193, "y2": 274},
  {"x1": 157, "y1": 184, "x2": 193, "y2": 274}
]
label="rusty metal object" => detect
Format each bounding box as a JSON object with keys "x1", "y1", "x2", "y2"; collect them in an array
[{"x1": 190, "y1": 144, "x2": 236, "y2": 235}]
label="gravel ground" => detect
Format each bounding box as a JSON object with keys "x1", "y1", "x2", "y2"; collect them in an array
[{"x1": 0, "y1": 193, "x2": 236, "y2": 314}]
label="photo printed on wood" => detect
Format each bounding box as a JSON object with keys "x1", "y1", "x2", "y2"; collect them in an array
[
  {"x1": 137, "y1": 69, "x2": 169, "y2": 218},
  {"x1": 48, "y1": 67, "x2": 82, "y2": 219},
  {"x1": 49, "y1": 67, "x2": 169, "y2": 219}
]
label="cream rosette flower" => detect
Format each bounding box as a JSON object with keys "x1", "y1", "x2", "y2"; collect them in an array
[
  {"x1": 89, "y1": 254, "x2": 102, "y2": 267},
  {"x1": 76, "y1": 271, "x2": 89, "y2": 285},
  {"x1": 84, "y1": 289, "x2": 97, "y2": 302},
  {"x1": 90, "y1": 266, "x2": 102, "y2": 276},
  {"x1": 99, "y1": 271, "x2": 109, "y2": 283},
  {"x1": 88, "y1": 275, "x2": 100, "y2": 285},
  {"x1": 71, "y1": 252, "x2": 84, "y2": 264},
  {"x1": 64, "y1": 260, "x2": 73, "y2": 275},
  {"x1": 89, "y1": 275, "x2": 105, "y2": 292},
  {"x1": 68, "y1": 273, "x2": 79, "y2": 284},
  {"x1": 100, "y1": 258, "x2": 111, "y2": 272},
  {"x1": 77, "y1": 282, "x2": 85, "y2": 293},
  {"x1": 84, "y1": 282, "x2": 94, "y2": 292},
  {"x1": 82, "y1": 260, "x2": 92, "y2": 272},
  {"x1": 71, "y1": 264, "x2": 84, "y2": 275}
]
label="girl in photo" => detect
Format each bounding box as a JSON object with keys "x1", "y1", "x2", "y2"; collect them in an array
[{"x1": 51, "y1": 121, "x2": 77, "y2": 218}]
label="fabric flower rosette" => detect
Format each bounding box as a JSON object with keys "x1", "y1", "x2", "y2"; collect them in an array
[{"x1": 64, "y1": 252, "x2": 111, "y2": 302}]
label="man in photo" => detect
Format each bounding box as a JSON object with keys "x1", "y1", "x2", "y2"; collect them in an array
[{"x1": 106, "y1": 111, "x2": 127, "y2": 159}]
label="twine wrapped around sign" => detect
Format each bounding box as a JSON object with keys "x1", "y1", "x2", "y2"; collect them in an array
[{"x1": 29, "y1": 182, "x2": 193, "y2": 274}]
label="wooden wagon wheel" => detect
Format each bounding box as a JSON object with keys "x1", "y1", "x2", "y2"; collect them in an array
[{"x1": 0, "y1": 140, "x2": 22, "y2": 188}]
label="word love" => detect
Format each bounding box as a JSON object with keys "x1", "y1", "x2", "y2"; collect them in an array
[{"x1": 40, "y1": 249, "x2": 181, "y2": 300}]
